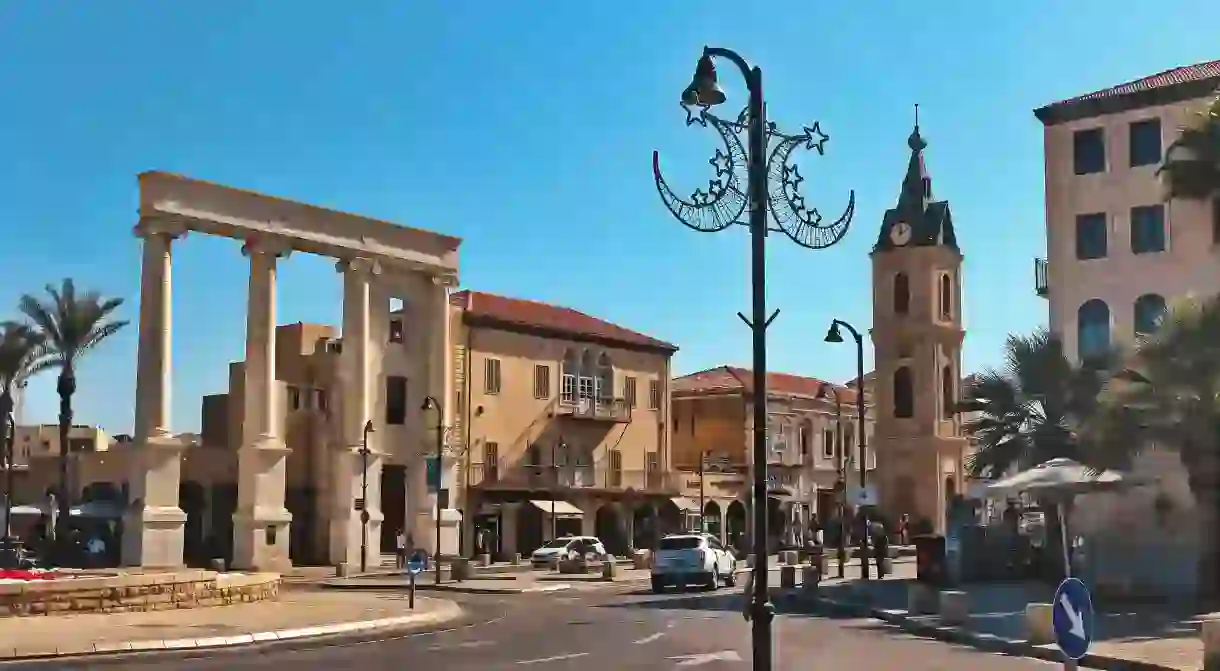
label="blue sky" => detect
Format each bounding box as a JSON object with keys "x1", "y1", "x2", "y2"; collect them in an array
[{"x1": 0, "y1": 1, "x2": 1216, "y2": 434}]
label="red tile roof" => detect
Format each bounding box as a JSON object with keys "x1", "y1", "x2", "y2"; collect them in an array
[
  {"x1": 1038, "y1": 58, "x2": 1220, "y2": 113},
  {"x1": 452, "y1": 290, "x2": 677, "y2": 353},
  {"x1": 673, "y1": 365, "x2": 860, "y2": 403}
]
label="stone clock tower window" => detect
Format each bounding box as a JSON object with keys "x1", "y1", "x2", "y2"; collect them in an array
[
  {"x1": 893, "y1": 367, "x2": 914, "y2": 418},
  {"x1": 894, "y1": 273, "x2": 910, "y2": 314}
]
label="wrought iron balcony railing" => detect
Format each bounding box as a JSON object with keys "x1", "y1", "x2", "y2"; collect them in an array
[
  {"x1": 466, "y1": 461, "x2": 679, "y2": 493},
  {"x1": 554, "y1": 397, "x2": 632, "y2": 423},
  {"x1": 1034, "y1": 257, "x2": 1049, "y2": 298}
]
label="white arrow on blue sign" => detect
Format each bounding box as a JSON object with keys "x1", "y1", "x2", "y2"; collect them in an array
[{"x1": 1052, "y1": 577, "x2": 1094, "y2": 660}]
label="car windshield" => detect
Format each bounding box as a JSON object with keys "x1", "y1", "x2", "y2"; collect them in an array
[
  {"x1": 539, "y1": 538, "x2": 572, "y2": 549},
  {"x1": 659, "y1": 536, "x2": 702, "y2": 550}
]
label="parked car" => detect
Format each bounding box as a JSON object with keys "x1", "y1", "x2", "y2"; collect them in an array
[
  {"x1": 650, "y1": 533, "x2": 736, "y2": 593},
  {"x1": 529, "y1": 536, "x2": 607, "y2": 569}
]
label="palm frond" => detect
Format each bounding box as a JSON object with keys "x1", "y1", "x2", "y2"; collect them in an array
[
  {"x1": 19, "y1": 278, "x2": 127, "y2": 367},
  {"x1": 1159, "y1": 94, "x2": 1220, "y2": 201}
]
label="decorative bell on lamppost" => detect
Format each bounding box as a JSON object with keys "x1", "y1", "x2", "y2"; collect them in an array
[{"x1": 681, "y1": 54, "x2": 727, "y2": 107}]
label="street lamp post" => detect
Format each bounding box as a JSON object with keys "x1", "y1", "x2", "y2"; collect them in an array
[
  {"x1": 551, "y1": 438, "x2": 567, "y2": 542},
  {"x1": 358, "y1": 420, "x2": 375, "y2": 574},
  {"x1": 654, "y1": 46, "x2": 855, "y2": 671},
  {"x1": 421, "y1": 396, "x2": 445, "y2": 585},
  {"x1": 817, "y1": 384, "x2": 847, "y2": 579},
  {"x1": 824, "y1": 319, "x2": 870, "y2": 580}
]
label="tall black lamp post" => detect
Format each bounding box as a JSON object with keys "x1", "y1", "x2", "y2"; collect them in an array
[
  {"x1": 698, "y1": 450, "x2": 708, "y2": 533},
  {"x1": 550, "y1": 438, "x2": 567, "y2": 542},
  {"x1": 824, "y1": 319, "x2": 870, "y2": 580},
  {"x1": 654, "y1": 46, "x2": 855, "y2": 670},
  {"x1": 816, "y1": 384, "x2": 847, "y2": 579},
  {"x1": 358, "y1": 420, "x2": 375, "y2": 574},
  {"x1": 421, "y1": 396, "x2": 445, "y2": 585}
]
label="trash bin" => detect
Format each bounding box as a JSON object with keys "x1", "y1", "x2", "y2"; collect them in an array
[{"x1": 914, "y1": 535, "x2": 946, "y2": 586}]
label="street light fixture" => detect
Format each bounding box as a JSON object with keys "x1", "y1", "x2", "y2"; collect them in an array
[
  {"x1": 421, "y1": 395, "x2": 444, "y2": 585},
  {"x1": 358, "y1": 419, "x2": 375, "y2": 574},
  {"x1": 824, "y1": 319, "x2": 870, "y2": 580},
  {"x1": 654, "y1": 46, "x2": 856, "y2": 670},
  {"x1": 816, "y1": 384, "x2": 847, "y2": 579}
]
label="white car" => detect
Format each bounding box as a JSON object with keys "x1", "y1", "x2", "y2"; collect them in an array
[
  {"x1": 650, "y1": 533, "x2": 737, "y2": 593},
  {"x1": 529, "y1": 536, "x2": 607, "y2": 569}
]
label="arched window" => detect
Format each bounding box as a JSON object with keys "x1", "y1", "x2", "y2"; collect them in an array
[
  {"x1": 1077, "y1": 299, "x2": 1111, "y2": 360},
  {"x1": 595, "y1": 353, "x2": 614, "y2": 401},
  {"x1": 941, "y1": 364, "x2": 954, "y2": 419},
  {"x1": 939, "y1": 274, "x2": 952, "y2": 319},
  {"x1": 893, "y1": 273, "x2": 910, "y2": 315},
  {"x1": 1134, "y1": 293, "x2": 1167, "y2": 337},
  {"x1": 799, "y1": 421, "x2": 812, "y2": 457},
  {"x1": 893, "y1": 366, "x2": 914, "y2": 418}
]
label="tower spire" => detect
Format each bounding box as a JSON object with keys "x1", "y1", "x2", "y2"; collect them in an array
[{"x1": 899, "y1": 104, "x2": 931, "y2": 214}]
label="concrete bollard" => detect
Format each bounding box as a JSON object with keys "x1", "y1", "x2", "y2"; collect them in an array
[
  {"x1": 209, "y1": 558, "x2": 227, "y2": 572},
  {"x1": 781, "y1": 550, "x2": 799, "y2": 566},
  {"x1": 335, "y1": 562, "x2": 351, "y2": 578},
  {"x1": 801, "y1": 565, "x2": 820, "y2": 593},
  {"x1": 939, "y1": 590, "x2": 970, "y2": 626},
  {"x1": 602, "y1": 556, "x2": 617, "y2": 580},
  {"x1": 476, "y1": 553, "x2": 491, "y2": 567},
  {"x1": 451, "y1": 558, "x2": 471, "y2": 582},
  {"x1": 632, "y1": 550, "x2": 651, "y2": 570},
  {"x1": 1202, "y1": 618, "x2": 1220, "y2": 670},
  {"x1": 511, "y1": 553, "x2": 522, "y2": 565},
  {"x1": 780, "y1": 565, "x2": 796, "y2": 589},
  {"x1": 1024, "y1": 603, "x2": 1055, "y2": 645},
  {"x1": 907, "y1": 582, "x2": 938, "y2": 615}
]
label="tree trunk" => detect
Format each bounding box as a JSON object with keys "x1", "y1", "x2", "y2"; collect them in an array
[
  {"x1": 0, "y1": 389, "x2": 12, "y2": 540},
  {"x1": 55, "y1": 368, "x2": 75, "y2": 561}
]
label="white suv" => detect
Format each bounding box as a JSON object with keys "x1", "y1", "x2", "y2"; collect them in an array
[{"x1": 650, "y1": 533, "x2": 736, "y2": 593}]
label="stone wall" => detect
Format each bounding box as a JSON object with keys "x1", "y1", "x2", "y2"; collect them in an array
[{"x1": 0, "y1": 570, "x2": 280, "y2": 617}]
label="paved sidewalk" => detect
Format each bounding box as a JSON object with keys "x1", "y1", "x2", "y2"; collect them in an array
[
  {"x1": 0, "y1": 589, "x2": 462, "y2": 660},
  {"x1": 805, "y1": 575, "x2": 1208, "y2": 671}
]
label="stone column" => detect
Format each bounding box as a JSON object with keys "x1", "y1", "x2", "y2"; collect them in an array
[
  {"x1": 411, "y1": 275, "x2": 459, "y2": 557},
  {"x1": 122, "y1": 222, "x2": 188, "y2": 568},
  {"x1": 328, "y1": 257, "x2": 385, "y2": 567},
  {"x1": 231, "y1": 237, "x2": 293, "y2": 572}
]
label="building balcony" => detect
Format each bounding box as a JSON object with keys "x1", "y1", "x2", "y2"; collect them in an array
[
  {"x1": 467, "y1": 462, "x2": 678, "y2": 494},
  {"x1": 554, "y1": 397, "x2": 631, "y2": 423},
  {"x1": 1034, "y1": 257, "x2": 1049, "y2": 298}
]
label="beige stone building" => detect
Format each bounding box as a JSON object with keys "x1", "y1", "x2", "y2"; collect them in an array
[
  {"x1": 455, "y1": 291, "x2": 679, "y2": 558},
  {"x1": 1034, "y1": 58, "x2": 1220, "y2": 362},
  {"x1": 670, "y1": 366, "x2": 875, "y2": 551},
  {"x1": 869, "y1": 122, "x2": 969, "y2": 534}
]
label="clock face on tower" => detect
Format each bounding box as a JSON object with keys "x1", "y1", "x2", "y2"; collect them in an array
[{"x1": 890, "y1": 222, "x2": 913, "y2": 246}]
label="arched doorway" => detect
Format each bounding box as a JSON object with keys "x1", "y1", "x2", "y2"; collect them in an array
[
  {"x1": 632, "y1": 504, "x2": 655, "y2": 550},
  {"x1": 594, "y1": 504, "x2": 628, "y2": 556},
  {"x1": 725, "y1": 500, "x2": 747, "y2": 552},
  {"x1": 703, "y1": 501, "x2": 722, "y2": 540},
  {"x1": 178, "y1": 481, "x2": 208, "y2": 566},
  {"x1": 658, "y1": 499, "x2": 683, "y2": 537}
]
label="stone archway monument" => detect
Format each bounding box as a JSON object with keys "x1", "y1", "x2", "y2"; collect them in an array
[{"x1": 123, "y1": 171, "x2": 459, "y2": 570}]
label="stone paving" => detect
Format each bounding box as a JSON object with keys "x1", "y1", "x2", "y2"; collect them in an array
[
  {"x1": 812, "y1": 573, "x2": 1209, "y2": 670},
  {"x1": 0, "y1": 589, "x2": 459, "y2": 659}
]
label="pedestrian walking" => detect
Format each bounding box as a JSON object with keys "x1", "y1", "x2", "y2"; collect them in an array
[
  {"x1": 870, "y1": 520, "x2": 889, "y2": 577},
  {"x1": 395, "y1": 528, "x2": 407, "y2": 569}
]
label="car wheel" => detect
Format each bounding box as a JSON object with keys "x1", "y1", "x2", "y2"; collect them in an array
[{"x1": 651, "y1": 576, "x2": 665, "y2": 594}]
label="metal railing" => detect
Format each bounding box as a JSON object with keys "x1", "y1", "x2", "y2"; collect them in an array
[
  {"x1": 554, "y1": 397, "x2": 632, "y2": 423},
  {"x1": 1034, "y1": 257, "x2": 1049, "y2": 298},
  {"x1": 466, "y1": 461, "x2": 679, "y2": 492}
]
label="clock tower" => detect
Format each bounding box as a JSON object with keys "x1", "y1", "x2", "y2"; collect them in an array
[{"x1": 869, "y1": 119, "x2": 968, "y2": 534}]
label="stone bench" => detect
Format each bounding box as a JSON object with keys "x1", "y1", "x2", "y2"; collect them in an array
[
  {"x1": 939, "y1": 590, "x2": 969, "y2": 626},
  {"x1": 0, "y1": 569, "x2": 280, "y2": 617},
  {"x1": 907, "y1": 582, "x2": 938, "y2": 615}
]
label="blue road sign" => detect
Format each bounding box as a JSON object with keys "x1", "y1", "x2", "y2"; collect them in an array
[
  {"x1": 1052, "y1": 577, "x2": 1094, "y2": 660},
  {"x1": 407, "y1": 551, "x2": 427, "y2": 575}
]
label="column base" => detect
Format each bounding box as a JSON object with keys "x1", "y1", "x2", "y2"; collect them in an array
[
  {"x1": 121, "y1": 505, "x2": 187, "y2": 568},
  {"x1": 231, "y1": 508, "x2": 292, "y2": 572}
]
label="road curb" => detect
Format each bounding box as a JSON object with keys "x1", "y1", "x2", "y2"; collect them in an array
[
  {"x1": 806, "y1": 594, "x2": 1180, "y2": 671},
  {"x1": 0, "y1": 598, "x2": 464, "y2": 662},
  {"x1": 320, "y1": 579, "x2": 573, "y2": 595}
]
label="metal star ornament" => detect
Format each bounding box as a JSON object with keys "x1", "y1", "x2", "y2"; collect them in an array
[{"x1": 803, "y1": 122, "x2": 830, "y2": 155}]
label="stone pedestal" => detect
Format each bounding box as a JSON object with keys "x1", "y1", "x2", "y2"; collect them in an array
[
  {"x1": 907, "y1": 582, "x2": 939, "y2": 615},
  {"x1": 939, "y1": 590, "x2": 970, "y2": 626},
  {"x1": 121, "y1": 437, "x2": 188, "y2": 568},
  {"x1": 328, "y1": 449, "x2": 385, "y2": 567},
  {"x1": 1025, "y1": 602, "x2": 1055, "y2": 645}
]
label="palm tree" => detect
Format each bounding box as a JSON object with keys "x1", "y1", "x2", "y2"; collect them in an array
[
  {"x1": 18, "y1": 279, "x2": 128, "y2": 549},
  {"x1": 1159, "y1": 93, "x2": 1220, "y2": 200},
  {"x1": 960, "y1": 329, "x2": 1111, "y2": 479},
  {"x1": 1079, "y1": 294, "x2": 1220, "y2": 599},
  {"x1": 0, "y1": 323, "x2": 53, "y2": 541},
  {"x1": 959, "y1": 329, "x2": 1112, "y2": 578}
]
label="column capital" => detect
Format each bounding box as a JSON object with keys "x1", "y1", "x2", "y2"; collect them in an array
[
  {"x1": 336, "y1": 257, "x2": 382, "y2": 277},
  {"x1": 241, "y1": 235, "x2": 293, "y2": 259},
  {"x1": 133, "y1": 218, "x2": 188, "y2": 240}
]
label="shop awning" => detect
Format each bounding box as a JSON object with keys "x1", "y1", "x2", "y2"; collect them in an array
[
  {"x1": 670, "y1": 497, "x2": 700, "y2": 512},
  {"x1": 530, "y1": 499, "x2": 584, "y2": 519}
]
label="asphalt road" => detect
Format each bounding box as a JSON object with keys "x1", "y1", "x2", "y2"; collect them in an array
[{"x1": 21, "y1": 585, "x2": 1062, "y2": 670}]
